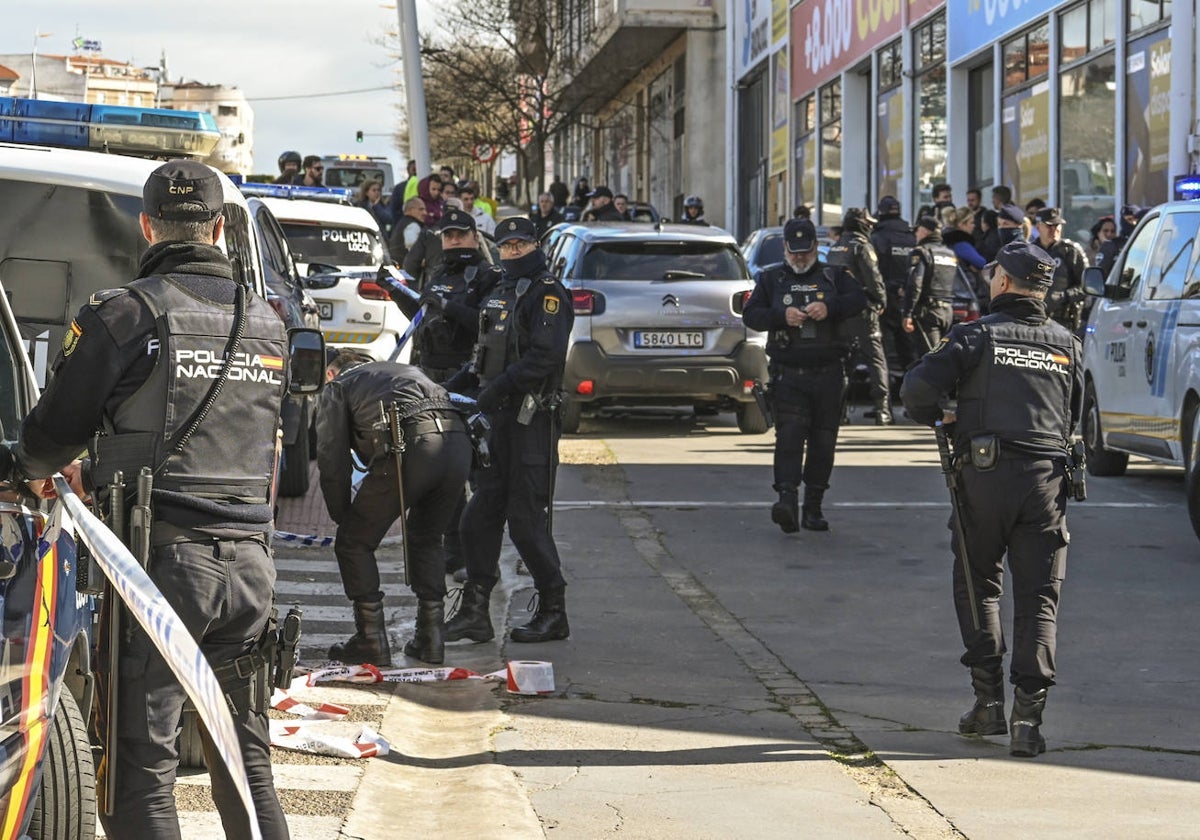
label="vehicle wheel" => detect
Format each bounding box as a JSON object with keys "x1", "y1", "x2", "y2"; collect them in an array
[
  {"x1": 560, "y1": 398, "x2": 583, "y2": 434},
  {"x1": 178, "y1": 706, "x2": 206, "y2": 769},
  {"x1": 278, "y1": 438, "x2": 311, "y2": 497},
  {"x1": 1187, "y1": 410, "x2": 1200, "y2": 542},
  {"x1": 1082, "y1": 382, "x2": 1128, "y2": 476},
  {"x1": 736, "y1": 400, "x2": 770, "y2": 434},
  {"x1": 28, "y1": 690, "x2": 96, "y2": 840}
]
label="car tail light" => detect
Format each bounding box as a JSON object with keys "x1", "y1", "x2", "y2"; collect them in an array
[
  {"x1": 731, "y1": 290, "x2": 752, "y2": 315},
  {"x1": 572, "y1": 289, "x2": 605, "y2": 315},
  {"x1": 743, "y1": 379, "x2": 755, "y2": 394},
  {"x1": 357, "y1": 279, "x2": 390, "y2": 300},
  {"x1": 576, "y1": 380, "x2": 595, "y2": 395}
]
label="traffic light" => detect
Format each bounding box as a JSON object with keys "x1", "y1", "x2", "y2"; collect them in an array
[{"x1": 356, "y1": 130, "x2": 364, "y2": 143}]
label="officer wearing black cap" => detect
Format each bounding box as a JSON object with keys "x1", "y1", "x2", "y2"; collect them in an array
[
  {"x1": 901, "y1": 239, "x2": 1083, "y2": 760},
  {"x1": 827, "y1": 208, "x2": 892, "y2": 424},
  {"x1": 0, "y1": 160, "x2": 289, "y2": 838},
  {"x1": 443, "y1": 216, "x2": 575, "y2": 644},
  {"x1": 1032, "y1": 207, "x2": 1089, "y2": 331},
  {"x1": 315, "y1": 349, "x2": 473, "y2": 666},
  {"x1": 583, "y1": 185, "x2": 625, "y2": 221},
  {"x1": 744, "y1": 218, "x2": 867, "y2": 533},
  {"x1": 870, "y1": 195, "x2": 917, "y2": 372},
  {"x1": 903, "y1": 216, "x2": 959, "y2": 356}
]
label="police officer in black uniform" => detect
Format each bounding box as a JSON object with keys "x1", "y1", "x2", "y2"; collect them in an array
[
  {"x1": 0, "y1": 161, "x2": 289, "y2": 838},
  {"x1": 443, "y1": 216, "x2": 574, "y2": 644},
  {"x1": 870, "y1": 195, "x2": 917, "y2": 375},
  {"x1": 827, "y1": 208, "x2": 892, "y2": 424},
  {"x1": 583, "y1": 186, "x2": 625, "y2": 222},
  {"x1": 903, "y1": 216, "x2": 959, "y2": 356},
  {"x1": 316, "y1": 350, "x2": 473, "y2": 666},
  {"x1": 901, "y1": 240, "x2": 1083, "y2": 759},
  {"x1": 1032, "y1": 207, "x2": 1089, "y2": 332},
  {"x1": 743, "y1": 218, "x2": 867, "y2": 533}
]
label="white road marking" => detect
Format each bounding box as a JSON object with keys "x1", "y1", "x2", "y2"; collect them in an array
[{"x1": 554, "y1": 500, "x2": 1173, "y2": 509}]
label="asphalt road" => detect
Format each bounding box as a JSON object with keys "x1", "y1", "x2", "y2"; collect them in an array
[{"x1": 175, "y1": 405, "x2": 1200, "y2": 838}]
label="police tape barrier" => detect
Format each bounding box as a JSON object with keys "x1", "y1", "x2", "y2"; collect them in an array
[
  {"x1": 51, "y1": 477, "x2": 263, "y2": 840},
  {"x1": 302, "y1": 662, "x2": 481, "y2": 685},
  {"x1": 271, "y1": 529, "x2": 403, "y2": 549},
  {"x1": 268, "y1": 687, "x2": 388, "y2": 758}
]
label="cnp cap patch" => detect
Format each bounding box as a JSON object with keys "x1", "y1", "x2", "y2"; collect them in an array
[{"x1": 495, "y1": 216, "x2": 537, "y2": 244}]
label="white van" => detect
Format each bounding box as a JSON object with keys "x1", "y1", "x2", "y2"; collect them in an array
[{"x1": 1082, "y1": 200, "x2": 1200, "y2": 538}]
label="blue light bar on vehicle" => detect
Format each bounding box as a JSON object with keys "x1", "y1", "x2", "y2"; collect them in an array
[
  {"x1": 0, "y1": 97, "x2": 220, "y2": 157},
  {"x1": 235, "y1": 181, "x2": 355, "y2": 204},
  {"x1": 1173, "y1": 174, "x2": 1200, "y2": 201}
]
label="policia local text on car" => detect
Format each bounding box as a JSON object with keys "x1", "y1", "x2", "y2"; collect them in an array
[{"x1": 0, "y1": 160, "x2": 325, "y2": 840}]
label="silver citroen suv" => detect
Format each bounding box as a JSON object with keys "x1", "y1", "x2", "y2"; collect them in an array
[{"x1": 544, "y1": 222, "x2": 769, "y2": 433}]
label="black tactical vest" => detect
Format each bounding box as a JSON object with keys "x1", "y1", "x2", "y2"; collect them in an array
[
  {"x1": 874, "y1": 220, "x2": 916, "y2": 286},
  {"x1": 105, "y1": 276, "x2": 287, "y2": 503},
  {"x1": 1044, "y1": 239, "x2": 1080, "y2": 296},
  {"x1": 417, "y1": 264, "x2": 495, "y2": 371},
  {"x1": 474, "y1": 276, "x2": 523, "y2": 385},
  {"x1": 954, "y1": 318, "x2": 1075, "y2": 454},
  {"x1": 765, "y1": 267, "x2": 838, "y2": 354},
  {"x1": 922, "y1": 244, "x2": 959, "y2": 302}
]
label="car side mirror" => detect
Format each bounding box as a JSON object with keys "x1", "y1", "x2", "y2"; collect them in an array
[
  {"x1": 1083, "y1": 266, "x2": 1107, "y2": 297},
  {"x1": 287, "y1": 328, "x2": 326, "y2": 394},
  {"x1": 305, "y1": 262, "x2": 341, "y2": 289}
]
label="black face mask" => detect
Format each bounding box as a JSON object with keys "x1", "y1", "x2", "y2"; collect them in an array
[
  {"x1": 500, "y1": 248, "x2": 547, "y2": 278},
  {"x1": 443, "y1": 247, "x2": 479, "y2": 269}
]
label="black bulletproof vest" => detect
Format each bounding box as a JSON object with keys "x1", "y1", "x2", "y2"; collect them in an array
[
  {"x1": 417, "y1": 264, "x2": 495, "y2": 370},
  {"x1": 1044, "y1": 239, "x2": 1078, "y2": 296},
  {"x1": 955, "y1": 317, "x2": 1075, "y2": 453},
  {"x1": 475, "y1": 276, "x2": 524, "y2": 385},
  {"x1": 874, "y1": 220, "x2": 915, "y2": 285},
  {"x1": 108, "y1": 276, "x2": 286, "y2": 503},
  {"x1": 921, "y1": 243, "x2": 959, "y2": 301},
  {"x1": 765, "y1": 268, "x2": 837, "y2": 353}
]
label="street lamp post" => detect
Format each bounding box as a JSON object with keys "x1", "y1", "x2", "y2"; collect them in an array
[
  {"x1": 395, "y1": 0, "x2": 431, "y2": 176},
  {"x1": 30, "y1": 29, "x2": 53, "y2": 98}
]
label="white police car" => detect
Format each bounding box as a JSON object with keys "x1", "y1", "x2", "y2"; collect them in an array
[{"x1": 1082, "y1": 200, "x2": 1200, "y2": 538}]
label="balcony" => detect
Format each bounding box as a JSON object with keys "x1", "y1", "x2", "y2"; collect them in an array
[{"x1": 556, "y1": 0, "x2": 717, "y2": 111}]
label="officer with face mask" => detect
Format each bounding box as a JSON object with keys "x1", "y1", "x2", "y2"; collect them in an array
[
  {"x1": 903, "y1": 216, "x2": 959, "y2": 357},
  {"x1": 743, "y1": 218, "x2": 867, "y2": 533},
  {"x1": 0, "y1": 161, "x2": 289, "y2": 839},
  {"x1": 901, "y1": 240, "x2": 1083, "y2": 759},
  {"x1": 443, "y1": 217, "x2": 574, "y2": 644},
  {"x1": 1033, "y1": 207, "x2": 1089, "y2": 331},
  {"x1": 827, "y1": 208, "x2": 892, "y2": 424}
]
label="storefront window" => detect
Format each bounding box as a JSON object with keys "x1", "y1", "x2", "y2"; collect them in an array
[
  {"x1": 1001, "y1": 81, "x2": 1051, "y2": 204},
  {"x1": 969, "y1": 64, "x2": 995, "y2": 190},
  {"x1": 1129, "y1": 0, "x2": 1170, "y2": 32},
  {"x1": 914, "y1": 13, "x2": 946, "y2": 209},
  {"x1": 1059, "y1": 55, "x2": 1116, "y2": 241},
  {"x1": 794, "y1": 96, "x2": 816, "y2": 212},
  {"x1": 877, "y1": 40, "x2": 904, "y2": 202},
  {"x1": 1003, "y1": 22, "x2": 1052, "y2": 90},
  {"x1": 820, "y1": 81, "x2": 842, "y2": 224},
  {"x1": 1125, "y1": 29, "x2": 1171, "y2": 207}
]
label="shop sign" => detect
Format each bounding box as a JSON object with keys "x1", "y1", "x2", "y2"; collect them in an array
[
  {"x1": 770, "y1": 48, "x2": 790, "y2": 174},
  {"x1": 736, "y1": 0, "x2": 774, "y2": 78},
  {"x1": 1125, "y1": 31, "x2": 1171, "y2": 207},
  {"x1": 877, "y1": 87, "x2": 905, "y2": 199},
  {"x1": 947, "y1": 0, "x2": 1060, "y2": 64},
  {"x1": 1001, "y1": 81, "x2": 1050, "y2": 202},
  {"x1": 792, "y1": 0, "x2": 943, "y2": 94}
]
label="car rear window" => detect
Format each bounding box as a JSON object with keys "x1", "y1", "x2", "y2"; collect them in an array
[
  {"x1": 280, "y1": 223, "x2": 384, "y2": 266},
  {"x1": 580, "y1": 242, "x2": 746, "y2": 280},
  {"x1": 324, "y1": 167, "x2": 388, "y2": 190},
  {"x1": 756, "y1": 233, "x2": 784, "y2": 267}
]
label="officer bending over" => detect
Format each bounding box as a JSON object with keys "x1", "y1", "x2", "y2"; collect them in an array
[
  {"x1": 903, "y1": 216, "x2": 958, "y2": 357},
  {"x1": 0, "y1": 161, "x2": 289, "y2": 839},
  {"x1": 316, "y1": 350, "x2": 472, "y2": 666},
  {"x1": 744, "y1": 218, "x2": 866, "y2": 533},
  {"x1": 901, "y1": 240, "x2": 1083, "y2": 758},
  {"x1": 444, "y1": 217, "x2": 574, "y2": 644}
]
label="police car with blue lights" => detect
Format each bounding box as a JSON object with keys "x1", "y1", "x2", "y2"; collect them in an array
[{"x1": 1081, "y1": 193, "x2": 1200, "y2": 540}]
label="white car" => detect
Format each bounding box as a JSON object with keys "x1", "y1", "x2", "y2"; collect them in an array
[
  {"x1": 258, "y1": 197, "x2": 409, "y2": 362},
  {"x1": 1081, "y1": 200, "x2": 1200, "y2": 538}
]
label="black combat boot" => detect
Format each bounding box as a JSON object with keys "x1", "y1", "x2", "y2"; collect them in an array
[
  {"x1": 443, "y1": 581, "x2": 495, "y2": 643},
  {"x1": 771, "y1": 483, "x2": 800, "y2": 534},
  {"x1": 510, "y1": 587, "x2": 570, "y2": 643},
  {"x1": 958, "y1": 666, "x2": 1007, "y2": 736},
  {"x1": 403, "y1": 600, "x2": 445, "y2": 664},
  {"x1": 1010, "y1": 686, "x2": 1048, "y2": 757},
  {"x1": 801, "y1": 487, "x2": 829, "y2": 531},
  {"x1": 874, "y1": 396, "x2": 894, "y2": 426},
  {"x1": 328, "y1": 600, "x2": 391, "y2": 666}
]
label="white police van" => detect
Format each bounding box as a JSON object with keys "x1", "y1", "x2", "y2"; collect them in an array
[{"x1": 1082, "y1": 200, "x2": 1200, "y2": 539}]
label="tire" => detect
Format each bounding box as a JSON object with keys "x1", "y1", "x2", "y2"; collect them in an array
[
  {"x1": 560, "y1": 398, "x2": 583, "y2": 434},
  {"x1": 1187, "y1": 410, "x2": 1200, "y2": 542},
  {"x1": 278, "y1": 438, "x2": 312, "y2": 497},
  {"x1": 736, "y1": 400, "x2": 770, "y2": 434},
  {"x1": 1082, "y1": 382, "x2": 1128, "y2": 476},
  {"x1": 28, "y1": 690, "x2": 96, "y2": 840},
  {"x1": 178, "y1": 706, "x2": 206, "y2": 769}
]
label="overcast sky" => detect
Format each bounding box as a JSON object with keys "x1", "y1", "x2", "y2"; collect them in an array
[{"x1": 3, "y1": 0, "x2": 437, "y2": 173}]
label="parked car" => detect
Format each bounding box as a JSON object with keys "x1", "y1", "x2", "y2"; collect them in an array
[
  {"x1": 1080, "y1": 200, "x2": 1200, "y2": 539},
  {"x1": 740, "y1": 224, "x2": 834, "y2": 281},
  {"x1": 544, "y1": 222, "x2": 769, "y2": 433},
  {"x1": 258, "y1": 197, "x2": 410, "y2": 363}
]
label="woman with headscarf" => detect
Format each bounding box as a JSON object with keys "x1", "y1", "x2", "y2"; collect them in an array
[{"x1": 418, "y1": 174, "x2": 445, "y2": 226}]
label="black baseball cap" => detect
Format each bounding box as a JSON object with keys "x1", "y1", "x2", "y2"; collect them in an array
[
  {"x1": 143, "y1": 160, "x2": 223, "y2": 221},
  {"x1": 783, "y1": 218, "x2": 817, "y2": 253},
  {"x1": 914, "y1": 216, "x2": 939, "y2": 233},
  {"x1": 997, "y1": 204, "x2": 1026, "y2": 225},
  {"x1": 588, "y1": 186, "x2": 614, "y2": 199},
  {"x1": 995, "y1": 241, "x2": 1055, "y2": 287},
  {"x1": 1034, "y1": 207, "x2": 1064, "y2": 226},
  {"x1": 438, "y1": 208, "x2": 476, "y2": 233},
  {"x1": 495, "y1": 216, "x2": 538, "y2": 244},
  {"x1": 876, "y1": 195, "x2": 901, "y2": 216}
]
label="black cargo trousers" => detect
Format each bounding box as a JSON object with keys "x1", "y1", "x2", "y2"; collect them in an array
[
  {"x1": 461, "y1": 405, "x2": 566, "y2": 591},
  {"x1": 334, "y1": 424, "x2": 473, "y2": 602},
  {"x1": 771, "y1": 363, "x2": 847, "y2": 490},
  {"x1": 101, "y1": 534, "x2": 288, "y2": 840},
  {"x1": 839, "y1": 309, "x2": 890, "y2": 404},
  {"x1": 951, "y1": 458, "x2": 1070, "y2": 692}
]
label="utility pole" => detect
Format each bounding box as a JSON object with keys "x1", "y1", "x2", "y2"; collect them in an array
[{"x1": 395, "y1": 0, "x2": 431, "y2": 176}]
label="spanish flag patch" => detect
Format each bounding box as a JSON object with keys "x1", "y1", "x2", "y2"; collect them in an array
[
  {"x1": 62, "y1": 320, "x2": 82, "y2": 356},
  {"x1": 259, "y1": 355, "x2": 284, "y2": 370}
]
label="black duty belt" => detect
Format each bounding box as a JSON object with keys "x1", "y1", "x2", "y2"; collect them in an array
[
  {"x1": 405, "y1": 414, "x2": 466, "y2": 438},
  {"x1": 771, "y1": 361, "x2": 843, "y2": 376}
]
